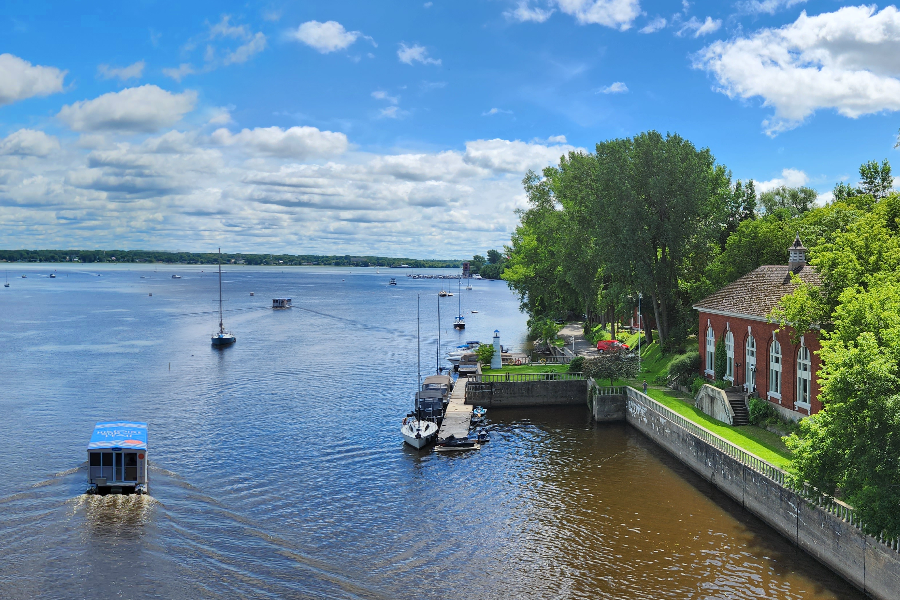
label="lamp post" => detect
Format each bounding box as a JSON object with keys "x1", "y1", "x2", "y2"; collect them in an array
[{"x1": 638, "y1": 292, "x2": 642, "y2": 373}]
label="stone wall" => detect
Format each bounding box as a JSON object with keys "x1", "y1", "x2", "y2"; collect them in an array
[
  {"x1": 465, "y1": 379, "x2": 587, "y2": 407},
  {"x1": 587, "y1": 378, "x2": 626, "y2": 422},
  {"x1": 621, "y1": 386, "x2": 900, "y2": 600}
]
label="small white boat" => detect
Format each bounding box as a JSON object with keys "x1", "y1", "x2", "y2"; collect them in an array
[
  {"x1": 171, "y1": 274, "x2": 181, "y2": 279},
  {"x1": 21, "y1": 274, "x2": 26, "y2": 278},
  {"x1": 471, "y1": 310, "x2": 478, "y2": 313},
  {"x1": 49, "y1": 273, "x2": 56, "y2": 278},
  {"x1": 272, "y1": 298, "x2": 292, "y2": 309},
  {"x1": 402, "y1": 418, "x2": 438, "y2": 449}
]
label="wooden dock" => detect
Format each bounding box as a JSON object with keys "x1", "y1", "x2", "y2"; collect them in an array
[{"x1": 437, "y1": 377, "x2": 472, "y2": 441}]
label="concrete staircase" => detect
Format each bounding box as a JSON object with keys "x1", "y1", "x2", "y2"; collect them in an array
[{"x1": 726, "y1": 387, "x2": 749, "y2": 426}]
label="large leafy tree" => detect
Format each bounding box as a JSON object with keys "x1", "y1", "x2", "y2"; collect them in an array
[
  {"x1": 758, "y1": 186, "x2": 818, "y2": 217},
  {"x1": 778, "y1": 194, "x2": 900, "y2": 536}
]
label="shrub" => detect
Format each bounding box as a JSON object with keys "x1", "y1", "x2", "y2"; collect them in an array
[
  {"x1": 591, "y1": 324, "x2": 611, "y2": 343},
  {"x1": 476, "y1": 344, "x2": 494, "y2": 365},
  {"x1": 748, "y1": 397, "x2": 777, "y2": 425},
  {"x1": 667, "y1": 352, "x2": 701, "y2": 386},
  {"x1": 584, "y1": 351, "x2": 639, "y2": 385},
  {"x1": 690, "y1": 377, "x2": 706, "y2": 396},
  {"x1": 714, "y1": 337, "x2": 726, "y2": 381},
  {"x1": 569, "y1": 356, "x2": 585, "y2": 373}
]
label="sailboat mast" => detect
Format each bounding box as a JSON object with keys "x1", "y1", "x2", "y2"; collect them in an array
[
  {"x1": 218, "y1": 248, "x2": 224, "y2": 333},
  {"x1": 436, "y1": 292, "x2": 441, "y2": 373},
  {"x1": 417, "y1": 294, "x2": 421, "y2": 389}
]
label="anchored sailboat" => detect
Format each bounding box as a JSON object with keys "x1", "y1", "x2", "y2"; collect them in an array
[
  {"x1": 211, "y1": 248, "x2": 236, "y2": 347},
  {"x1": 402, "y1": 294, "x2": 438, "y2": 449},
  {"x1": 453, "y1": 278, "x2": 465, "y2": 329}
]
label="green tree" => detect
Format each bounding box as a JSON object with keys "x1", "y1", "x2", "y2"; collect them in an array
[
  {"x1": 858, "y1": 159, "x2": 893, "y2": 200},
  {"x1": 486, "y1": 249, "x2": 503, "y2": 264},
  {"x1": 471, "y1": 254, "x2": 486, "y2": 273},
  {"x1": 583, "y1": 351, "x2": 639, "y2": 386},
  {"x1": 759, "y1": 186, "x2": 817, "y2": 217}
]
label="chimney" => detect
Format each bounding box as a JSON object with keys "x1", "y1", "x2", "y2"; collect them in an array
[{"x1": 787, "y1": 234, "x2": 808, "y2": 271}]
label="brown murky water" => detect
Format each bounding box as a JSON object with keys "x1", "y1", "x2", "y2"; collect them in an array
[{"x1": 0, "y1": 266, "x2": 865, "y2": 599}]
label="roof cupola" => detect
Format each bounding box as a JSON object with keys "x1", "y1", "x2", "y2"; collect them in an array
[{"x1": 788, "y1": 234, "x2": 808, "y2": 271}]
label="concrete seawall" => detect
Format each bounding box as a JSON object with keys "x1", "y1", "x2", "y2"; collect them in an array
[
  {"x1": 465, "y1": 379, "x2": 587, "y2": 407},
  {"x1": 620, "y1": 386, "x2": 900, "y2": 600}
]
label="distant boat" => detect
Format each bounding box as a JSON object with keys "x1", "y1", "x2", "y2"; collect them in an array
[
  {"x1": 211, "y1": 248, "x2": 236, "y2": 347},
  {"x1": 21, "y1": 274, "x2": 26, "y2": 278},
  {"x1": 453, "y1": 279, "x2": 465, "y2": 329},
  {"x1": 49, "y1": 273, "x2": 56, "y2": 278},
  {"x1": 471, "y1": 310, "x2": 478, "y2": 313},
  {"x1": 389, "y1": 278, "x2": 397, "y2": 286},
  {"x1": 439, "y1": 290, "x2": 448, "y2": 297},
  {"x1": 171, "y1": 274, "x2": 181, "y2": 279},
  {"x1": 4, "y1": 271, "x2": 8, "y2": 287},
  {"x1": 272, "y1": 298, "x2": 292, "y2": 309}
]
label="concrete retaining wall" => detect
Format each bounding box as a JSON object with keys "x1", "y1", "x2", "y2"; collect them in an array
[
  {"x1": 465, "y1": 379, "x2": 587, "y2": 407},
  {"x1": 621, "y1": 387, "x2": 900, "y2": 600},
  {"x1": 588, "y1": 378, "x2": 627, "y2": 422},
  {"x1": 694, "y1": 384, "x2": 734, "y2": 425}
]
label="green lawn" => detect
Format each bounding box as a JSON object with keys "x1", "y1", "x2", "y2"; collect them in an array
[
  {"x1": 482, "y1": 364, "x2": 570, "y2": 375},
  {"x1": 638, "y1": 385, "x2": 792, "y2": 469}
]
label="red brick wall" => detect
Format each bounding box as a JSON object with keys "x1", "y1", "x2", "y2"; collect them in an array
[{"x1": 698, "y1": 311, "x2": 822, "y2": 417}]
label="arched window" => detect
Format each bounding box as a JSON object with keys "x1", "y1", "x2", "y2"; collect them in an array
[
  {"x1": 745, "y1": 336, "x2": 756, "y2": 393},
  {"x1": 705, "y1": 326, "x2": 715, "y2": 374},
  {"x1": 725, "y1": 331, "x2": 735, "y2": 381},
  {"x1": 769, "y1": 340, "x2": 782, "y2": 397},
  {"x1": 797, "y1": 346, "x2": 812, "y2": 409}
]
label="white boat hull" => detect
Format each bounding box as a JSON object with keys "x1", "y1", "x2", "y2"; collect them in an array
[{"x1": 402, "y1": 420, "x2": 438, "y2": 449}]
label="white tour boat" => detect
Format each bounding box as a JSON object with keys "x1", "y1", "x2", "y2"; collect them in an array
[{"x1": 87, "y1": 421, "x2": 149, "y2": 495}]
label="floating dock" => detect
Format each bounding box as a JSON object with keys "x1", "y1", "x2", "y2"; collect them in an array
[{"x1": 437, "y1": 377, "x2": 472, "y2": 441}]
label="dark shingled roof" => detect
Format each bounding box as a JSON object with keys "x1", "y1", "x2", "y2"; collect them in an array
[{"x1": 693, "y1": 265, "x2": 821, "y2": 319}]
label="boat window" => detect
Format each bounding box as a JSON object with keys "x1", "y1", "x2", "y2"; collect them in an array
[
  {"x1": 91, "y1": 452, "x2": 115, "y2": 481},
  {"x1": 114, "y1": 452, "x2": 123, "y2": 482},
  {"x1": 124, "y1": 453, "x2": 138, "y2": 481}
]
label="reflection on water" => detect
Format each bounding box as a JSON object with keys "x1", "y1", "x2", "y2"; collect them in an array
[{"x1": 0, "y1": 266, "x2": 866, "y2": 599}]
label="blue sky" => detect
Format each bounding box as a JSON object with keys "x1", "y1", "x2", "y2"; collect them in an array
[{"x1": 1, "y1": 0, "x2": 899, "y2": 256}]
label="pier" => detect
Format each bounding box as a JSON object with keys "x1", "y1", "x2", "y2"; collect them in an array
[{"x1": 437, "y1": 377, "x2": 471, "y2": 441}]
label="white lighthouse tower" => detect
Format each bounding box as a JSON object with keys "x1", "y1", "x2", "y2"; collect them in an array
[{"x1": 491, "y1": 329, "x2": 502, "y2": 370}]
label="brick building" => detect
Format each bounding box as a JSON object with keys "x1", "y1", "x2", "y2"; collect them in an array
[{"x1": 692, "y1": 237, "x2": 823, "y2": 419}]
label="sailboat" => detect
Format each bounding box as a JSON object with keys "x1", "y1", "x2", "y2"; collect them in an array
[
  {"x1": 453, "y1": 278, "x2": 465, "y2": 329},
  {"x1": 211, "y1": 248, "x2": 236, "y2": 347},
  {"x1": 402, "y1": 294, "x2": 438, "y2": 449},
  {"x1": 4, "y1": 271, "x2": 9, "y2": 287}
]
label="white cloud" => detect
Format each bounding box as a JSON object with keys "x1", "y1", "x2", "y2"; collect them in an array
[
  {"x1": 0, "y1": 53, "x2": 66, "y2": 106},
  {"x1": 398, "y1": 43, "x2": 441, "y2": 66},
  {"x1": 371, "y1": 90, "x2": 399, "y2": 104},
  {"x1": 737, "y1": 0, "x2": 806, "y2": 16},
  {"x1": 97, "y1": 61, "x2": 145, "y2": 81},
  {"x1": 639, "y1": 17, "x2": 667, "y2": 33},
  {"x1": 209, "y1": 15, "x2": 251, "y2": 40},
  {"x1": 696, "y1": 6, "x2": 900, "y2": 135},
  {"x1": 553, "y1": 0, "x2": 641, "y2": 30},
  {"x1": 505, "y1": 2, "x2": 555, "y2": 23},
  {"x1": 462, "y1": 138, "x2": 577, "y2": 173},
  {"x1": 756, "y1": 168, "x2": 808, "y2": 192},
  {"x1": 424, "y1": 2, "x2": 433, "y2": 7},
  {"x1": 207, "y1": 107, "x2": 233, "y2": 125},
  {"x1": 677, "y1": 16, "x2": 721, "y2": 37},
  {"x1": 599, "y1": 81, "x2": 628, "y2": 93},
  {"x1": 289, "y1": 21, "x2": 365, "y2": 53},
  {"x1": 57, "y1": 85, "x2": 197, "y2": 133},
  {"x1": 0, "y1": 129, "x2": 60, "y2": 157},
  {"x1": 211, "y1": 126, "x2": 348, "y2": 158},
  {"x1": 163, "y1": 63, "x2": 196, "y2": 82},
  {"x1": 482, "y1": 107, "x2": 513, "y2": 116},
  {"x1": 225, "y1": 32, "x2": 267, "y2": 64}
]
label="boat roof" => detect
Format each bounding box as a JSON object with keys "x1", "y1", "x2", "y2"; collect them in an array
[
  {"x1": 423, "y1": 374, "x2": 452, "y2": 386},
  {"x1": 88, "y1": 421, "x2": 148, "y2": 450}
]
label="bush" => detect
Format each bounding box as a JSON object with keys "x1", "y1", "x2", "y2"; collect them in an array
[
  {"x1": 476, "y1": 344, "x2": 494, "y2": 365},
  {"x1": 690, "y1": 377, "x2": 706, "y2": 396},
  {"x1": 748, "y1": 397, "x2": 798, "y2": 433},
  {"x1": 714, "y1": 337, "x2": 726, "y2": 381},
  {"x1": 667, "y1": 352, "x2": 701, "y2": 386},
  {"x1": 591, "y1": 324, "x2": 611, "y2": 344},
  {"x1": 569, "y1": 356, "x2": 585, "y2": 373}
]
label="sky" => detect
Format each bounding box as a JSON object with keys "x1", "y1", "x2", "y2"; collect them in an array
[{"x1": 1, "y1": 0, "x2": 899, "y2": 257}]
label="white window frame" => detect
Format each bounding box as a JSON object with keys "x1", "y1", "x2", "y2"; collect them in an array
[
  {"x1": 769, "y1": 340, "x2": 782, "y2": 399},
  {"x1": 796, "y1": 346, "x2": 812, "y2": 410},
  {"x1": 724, "y1": 331, "x2": 734, "y2": 382},
  {"x1": 705, "y1": 326, "x2": 715, "y2": 375},
  {"x1": 745, "y1": 336, "x2": 756, "y2": 393}
]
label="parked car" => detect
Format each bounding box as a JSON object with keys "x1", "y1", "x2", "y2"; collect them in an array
[{"x1": 596, "y1": 340, "x2": 629, "y2": 353}]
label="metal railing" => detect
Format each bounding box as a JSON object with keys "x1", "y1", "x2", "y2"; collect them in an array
[
  {"x1": 626, "y1": 386, "x2": 899, "y2": 552},
  {"x1": 593, "y1": 385, "x2": 626, "y2": 396},
  {"x1": 479, "y1": 372, "x2": 587, "y2": 383}
]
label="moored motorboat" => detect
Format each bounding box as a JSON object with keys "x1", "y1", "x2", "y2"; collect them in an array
[{"x1": 171, "y1": 274, "x2": 181, "y2": 279}]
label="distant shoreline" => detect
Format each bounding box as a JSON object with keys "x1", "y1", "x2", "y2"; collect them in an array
[{"x1": 0, "y1": 249, "x2": 463, "y2": 269}]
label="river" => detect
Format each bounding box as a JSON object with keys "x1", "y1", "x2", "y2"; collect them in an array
[{"x1": 0, "y1": 265, "x2": 864, "y2": 599}]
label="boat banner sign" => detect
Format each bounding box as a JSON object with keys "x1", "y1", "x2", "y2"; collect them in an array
[{"x1": 88, "y1": 421, "x2": 148, "y2": 450}]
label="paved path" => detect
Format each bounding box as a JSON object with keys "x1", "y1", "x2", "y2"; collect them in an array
[
  {"x1": 558, "y1": 322, "x2": 599, "y2": 358},
  {"x1": 438, "y1": 378, "x2": 471, "y2": 441}
]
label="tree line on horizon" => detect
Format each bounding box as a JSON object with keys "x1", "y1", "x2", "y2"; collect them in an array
[
  {"x1": 500, "y1": 128, "x2": 900, "y2": 538},
  {"x1": 0, "y1": 249, "x2": 464, "y2": 269}
]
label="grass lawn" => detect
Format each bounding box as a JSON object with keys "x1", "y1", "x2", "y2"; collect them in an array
[
  {"x1": 482, "y1": 364, "x2": 570, "y2": 375},
  {"x1": 638, "y1": 385, "x2": 792, "y2": 469}
]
